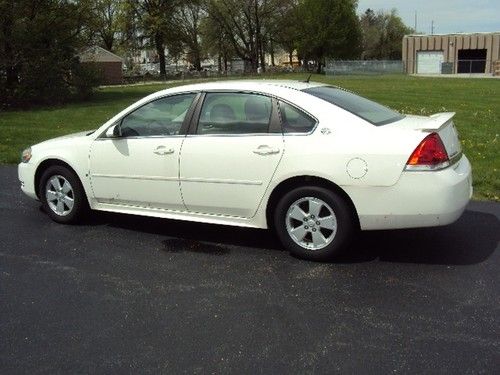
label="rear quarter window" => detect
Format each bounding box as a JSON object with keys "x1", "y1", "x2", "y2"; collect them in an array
[{"x1": 278, "y1": 101, "x2": 316, "y2": 133}]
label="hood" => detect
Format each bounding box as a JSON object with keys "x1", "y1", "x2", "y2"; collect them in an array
[
  {"x1": 49, "y1": 130, "x2": 92, "y2": 141},
  {"x1": 35, "y1": 130, "x2": 91, "y2": 147}
]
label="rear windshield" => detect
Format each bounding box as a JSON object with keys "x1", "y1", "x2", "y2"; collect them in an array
[{"x1": 303, "y1": 86, "x2": 404, "y2": 126}]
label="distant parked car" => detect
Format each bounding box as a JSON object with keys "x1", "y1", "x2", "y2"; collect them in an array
[
  {"x1": 18, "y1": 80, "x2": 472, "y2": 260},
  {"x1": 139, "y1": 63, "x2": 160, "y2": 75}
]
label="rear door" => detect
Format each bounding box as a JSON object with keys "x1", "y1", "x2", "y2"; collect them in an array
[{"x1": 179, "y1": 92, "x2": 284, "y2": 218}]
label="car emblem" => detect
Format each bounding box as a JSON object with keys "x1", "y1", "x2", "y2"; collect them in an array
[{"x1": 320, "y1": 128, "x2": 331, "y2": 135}]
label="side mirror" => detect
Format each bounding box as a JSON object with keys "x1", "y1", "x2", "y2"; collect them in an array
[{"x1": 105, "y1": 124, "x2": 121, "y2": 138}]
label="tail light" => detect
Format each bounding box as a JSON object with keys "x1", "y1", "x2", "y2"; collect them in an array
[{"x1": 405, "y1": 133, "x2": 449, "y2": 171}]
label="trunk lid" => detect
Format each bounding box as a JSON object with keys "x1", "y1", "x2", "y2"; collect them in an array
[{"x1": 385, "y1": 112, "x2": 462, "y2": 159}]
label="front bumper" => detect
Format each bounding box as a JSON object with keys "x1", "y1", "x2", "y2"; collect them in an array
[
  {"x1": 18, "y1": 162, "x2": 38, "y2": 200},
  {"x1": 350, "y1": 155, "x2": 473, "y2": 230}
]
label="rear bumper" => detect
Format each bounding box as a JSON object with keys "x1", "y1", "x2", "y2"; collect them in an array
[
  {"x1": 18, "y1": 162, "x2": 38, "y2": 200},
  {"x1": 351, "y1": 155, "x2": 472, "y2": 230}
]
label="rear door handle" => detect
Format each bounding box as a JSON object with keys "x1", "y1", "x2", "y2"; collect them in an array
[
  {"x1": 154, "y1": 146, "x2": 175, "y2": 155},
  {"x1": 253, "y1": 145, "x2": 281, "y2": 156}
]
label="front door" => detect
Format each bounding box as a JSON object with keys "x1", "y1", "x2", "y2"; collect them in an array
[
  {"x1": 89, "y1": 93, "x2": 196, "y2": 210},
  {"x1": 179, "y1": 92, "x2": 284, "y2": 218}
]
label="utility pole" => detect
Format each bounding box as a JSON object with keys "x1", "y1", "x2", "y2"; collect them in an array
[
  {"x1": 414, "y1": 11, "x2": 417, "y2": 32},
  {"x1": 431, "y1": 20, "x2": 434, "y2": 35}
]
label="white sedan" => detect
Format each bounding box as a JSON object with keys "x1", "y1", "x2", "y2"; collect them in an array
[{"x1": 18, "y1": 80, "x2": 472, "y2": 260}]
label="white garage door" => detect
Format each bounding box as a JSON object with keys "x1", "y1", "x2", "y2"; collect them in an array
[{"x1": 416, "y1": 51, "x2": 444, "y2": 74}]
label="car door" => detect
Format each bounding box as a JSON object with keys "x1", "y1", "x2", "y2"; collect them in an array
[
  {"x1": 179, "y1": 92, "x2": 284, "y2": 218},
  {"x1": 89, "y1": 93, "x2": 197, "y2": 210}
]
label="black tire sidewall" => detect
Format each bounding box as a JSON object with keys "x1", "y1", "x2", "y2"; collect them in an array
[
  {"x1": 39, "y1": 165, "x2": 87, "y2": 224},
  {"x1": 274, "y1": 186, "x2": 355, "y2": 261}
]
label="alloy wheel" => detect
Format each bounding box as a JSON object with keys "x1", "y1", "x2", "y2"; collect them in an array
[
  {"x1": 285, "y1": 197, "x2": 338, "y2": 250},
  {"x1": 45, "y1": 175, "x2": 74, "y2": 216}
]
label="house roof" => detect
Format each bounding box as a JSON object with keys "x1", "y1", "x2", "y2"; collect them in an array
[{"x1": 79, "y1": 46, "x2": 123, "y2": 63}]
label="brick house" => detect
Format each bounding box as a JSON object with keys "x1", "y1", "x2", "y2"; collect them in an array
[{"x1": 79, "y1": 46, "x2": 123, "y2": 84}]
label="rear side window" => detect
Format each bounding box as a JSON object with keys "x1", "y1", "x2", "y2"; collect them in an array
[
  {"x1": 197, "y1": 93, "x2": 272, "y2": 135},
  {"x1": 278, "y1": 101, "x2": 316, "y2": 133},
  {"x1": 303, "y1": 86, "x2": 404, "y2": 126}
]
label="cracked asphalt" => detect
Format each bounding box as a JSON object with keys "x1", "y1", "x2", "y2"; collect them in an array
[{"x1": 1, "y1": 165, "x2": 499, "y2": 374}]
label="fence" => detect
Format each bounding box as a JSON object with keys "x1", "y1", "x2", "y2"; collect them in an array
[{"x1": 325, "y1": 60, "x2": 404, "y2": 75}]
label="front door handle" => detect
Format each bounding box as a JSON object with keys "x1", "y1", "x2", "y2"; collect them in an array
[
  {"x1": 253, "y1": 145, "x2": 281, "y2": 156},
  {"x1": 154, "y1": 146, "x2": 175, "y2": 155}
]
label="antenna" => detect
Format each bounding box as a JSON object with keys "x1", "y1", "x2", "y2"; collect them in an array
[
  {"x1": 303, "y1": 74, "x2": 312, "y2": 83},
  {"x1": 414, "y1": 11, "x2": 417, "y2": 32}
]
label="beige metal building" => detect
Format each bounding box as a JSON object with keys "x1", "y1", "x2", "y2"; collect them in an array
[{"x1": 402, "y1": 32, "x2": 500, "y2": 75}]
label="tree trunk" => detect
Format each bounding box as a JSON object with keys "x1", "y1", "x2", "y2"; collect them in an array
[
  {"x1": 155, "y1": 32, "x2": 166, "y2": 77},
  {"x1": 193, "y1": 48, "x2": 201, "y2": 71},
  {"x1": 259, "y1": 40, "x2": 265, "y2": 72},
  {"x1": 251, "y1": 57, "x2": 258, "y2": 72},
  {"x1": 2, "y1": 0, "x2": 17, "y2": 90},
  {"x1": 316, "y1": 61, "x2": 322, "y2": 74},
  {"x1": 102, "y1": 32, "x2": 113, "y2": 52},
  {"x1": 289, "y1": 51, "x2": 293, "y2": 67},
  {"x1": 254, "y1": 0, "x2": 264, "y2": 72},
  {"x1": 270, "y1": 39, "x2": 275, "y2": 66}
]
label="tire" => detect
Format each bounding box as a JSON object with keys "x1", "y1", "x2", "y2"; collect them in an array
[
  {"x1": 273, "y1": 186, "x2": 356, "y2": 261},
  {"x1": 39, "y1": 165, "x2": 88, "y2": 224}
]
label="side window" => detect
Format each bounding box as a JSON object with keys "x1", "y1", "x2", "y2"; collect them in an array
[
  {"x1": 197, "y1": 93, "x2": 272, "y2": 135},
  {"x1": 279, "y1": 101, "x2": 316, "y2": 133},
  {"x1": 120, "y1": 94, "x2": 196, "y2": 137}
]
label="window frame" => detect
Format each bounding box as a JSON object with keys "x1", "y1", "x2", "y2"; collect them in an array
[
  {"x1": 187, "y1": 90, "x2": 282, "y2": 137},
  {"x1": 276, "y1": 99, "x2": 319, "y2": 135},
  {"x1": 98, "y1": 92, "x2": 201, "y2": 139}
]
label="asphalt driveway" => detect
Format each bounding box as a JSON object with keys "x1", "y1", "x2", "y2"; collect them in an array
[{"x1": 1, "y1": 165, "x2": 499, "y2": 374}]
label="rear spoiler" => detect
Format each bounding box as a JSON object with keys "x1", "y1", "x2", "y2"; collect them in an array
[{"x1": 424, "y1": 112, "x2": 456, "y2": 131}]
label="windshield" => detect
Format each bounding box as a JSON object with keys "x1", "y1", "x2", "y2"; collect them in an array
[{"x1": 303, "y1": 86, "x2": 404, "y2": 126}]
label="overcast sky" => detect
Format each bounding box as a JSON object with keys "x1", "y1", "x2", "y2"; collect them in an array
[{"x1": 357, "y1": 0, "x2": 500, "y2": 34}]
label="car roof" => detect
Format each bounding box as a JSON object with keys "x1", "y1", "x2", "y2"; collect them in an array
[{"x1": 156, "y1": 79, "x2": 328, "y2": 96}]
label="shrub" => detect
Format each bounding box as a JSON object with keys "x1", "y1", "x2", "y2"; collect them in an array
[{"x1": 0, "y1": 0, "x2": 99, "y2": 108}]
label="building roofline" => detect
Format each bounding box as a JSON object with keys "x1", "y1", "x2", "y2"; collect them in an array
[
  {"x1": 404, "y1": 31, "x2": 500, "y2": 37},
  {"x1": 80, "y1": 45, "x2": 123, "y2": 62}
]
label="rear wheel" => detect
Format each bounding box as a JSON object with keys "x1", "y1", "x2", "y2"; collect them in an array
[
  {"x1": 39, "y1": 165, "x2": 88, "y2": 224},
  {"x1": 274, "y1": 186, "x2": 355, "y2": 261}
]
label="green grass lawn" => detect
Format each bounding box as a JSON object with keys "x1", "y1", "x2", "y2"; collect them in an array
[{"x1": 1, "y1": 74, "x2": 498, "y2": 200}]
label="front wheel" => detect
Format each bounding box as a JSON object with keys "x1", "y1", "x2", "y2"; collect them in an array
[
  {"x1": 274, "y1": 186, "x2": 356, "y2": 261},
  {"x1": 39, "y1": 165, "x2": 88, "y2": 224}
]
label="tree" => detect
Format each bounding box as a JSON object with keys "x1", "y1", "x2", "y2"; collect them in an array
[
  {"x1": 297, "y1": 0, "x2": 362, "y2": 73},
  {"x1": 127, "y1": 0, "x2": 182, "y2": 76},
  {"x1": 173, "y1": 0, "x2": 205, "y2": 70},
  {"x1": 360, "y1": 8, "x2": 378, "y2": 59},
  {"x1": 200, "y1": 8, "x2": 235, "y2": 72},
  {"x1": 90, "y1": 0, "x2": 124, "y2": 52},
  {"x1": 206, "y1": 0, "x2": 287, "y2": 72},
  {"x1": 360, "y1": 8, "x2": 413, "y2": 59},
  {"x1": 267, "y1": 0, "x2": 301, "y2": 66},
  {"x1": 206, "y1": 0, "x2": 259, "y2": 72},
  {"x1": 0, "y1": 0, "x2": 99, "y2": 107}
]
